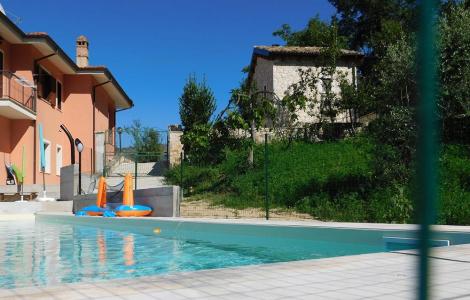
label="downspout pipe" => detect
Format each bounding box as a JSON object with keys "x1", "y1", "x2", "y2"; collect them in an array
[
  {"x1": 92, "y1": 80, "x2": 112, "y2": 173},
  {"x1": 60, "y1": 124, "x2": 76, "y2": 164}
]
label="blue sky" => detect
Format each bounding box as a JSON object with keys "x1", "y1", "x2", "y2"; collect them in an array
[{"x1": 3, "y1": 0, "x2": 335, "y2": 130}]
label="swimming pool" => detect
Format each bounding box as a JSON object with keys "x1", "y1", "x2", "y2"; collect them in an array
[{"x1": 1, "y1": 214, "x2": 470, "y2": 289}]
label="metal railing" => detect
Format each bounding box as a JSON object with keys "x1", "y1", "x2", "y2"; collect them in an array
[{"x1": 0, "y1": 70, "x2": 37, "y2": 112}]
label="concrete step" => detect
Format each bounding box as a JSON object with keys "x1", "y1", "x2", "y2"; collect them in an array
[
  {"x1": 105, "y1": 176, "x2": 166, "y2": 190},
  {"x1": 0, "y1": 201, "x2": 72, "y2": 214}
]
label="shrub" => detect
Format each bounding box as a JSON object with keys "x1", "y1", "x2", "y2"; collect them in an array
[
  {"x1": 437, "y1": 144, "x2": 470, "y2": 225},
  {"x1": 303, "y1": 193, "x2": 368, "y2": 222},
  {"x1": 369, "y1": 185, "x2": 413, "y2": 223},
  {"x1": 164, "y1": 165, "x2": 219, "y2": 195},
  {"x1": 164, "y1": 138, "x2": 470, "y2": 225}
]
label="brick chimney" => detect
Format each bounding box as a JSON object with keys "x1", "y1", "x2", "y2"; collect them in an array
[{"x1": 76, "y1": 35, "x2": 89, "y2": 67}]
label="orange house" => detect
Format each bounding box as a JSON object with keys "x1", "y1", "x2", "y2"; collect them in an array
[{"x1": 0, "y1": 13, "x2": 133, "y2": 192}]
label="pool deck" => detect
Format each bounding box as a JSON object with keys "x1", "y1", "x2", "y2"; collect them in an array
[{"x1": 2, "y1": 214, "x2": 470, "y2": 299}]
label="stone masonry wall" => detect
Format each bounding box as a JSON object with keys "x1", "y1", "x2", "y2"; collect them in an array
[
  {"x1": 252, "y1": 57, "x2": 274, "y2": 92},
  {"x1": 168, "y1": 126, "x2": 183, "y2": 167},
  {"x1": 271, "y1": 57, "x2": 357, "y2": 124}
]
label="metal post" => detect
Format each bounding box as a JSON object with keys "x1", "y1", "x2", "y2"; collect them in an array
[
  {"x1": 119, "y1": 132, "x2": 122, "y2": 152},
  {"x1": 417, "y1": 1, "x2": 439, "y2": 300},
  {"x1": 102, "y1": 150, "x2": 107, "y2": 177},
  {"x1": 78, "y1": 151, "x2": 82, "y2": 195},
  {"x1": 180, "y1": 152, "x2": 184, "y2": 192},
  {"x1": 264, "y1": 133, "x2": 269, "y2": 220},
  {"x1": 134, "y1": 154, "x2": 138, "y2": 190}
]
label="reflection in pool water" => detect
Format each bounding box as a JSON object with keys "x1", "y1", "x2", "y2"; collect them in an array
[{"x1": 0, "y1": 220, "x2": 280, "y2": 289}]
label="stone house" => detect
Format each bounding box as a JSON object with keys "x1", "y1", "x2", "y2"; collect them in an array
[
  {"x1": 248, "y1": 45, "x2": 363, "y2": 126},
  {"x1": 167, "y1": 46, "x2": 364, "y2": 163}
]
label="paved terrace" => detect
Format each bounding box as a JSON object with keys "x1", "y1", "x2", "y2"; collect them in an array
[{"x1": 1, "y1": 239, "x2": 469, "y2": 299}]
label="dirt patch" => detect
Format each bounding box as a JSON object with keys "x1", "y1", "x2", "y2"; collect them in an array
[{"x1": 180, "y1": 199, "x2": 314, "y2": 221}]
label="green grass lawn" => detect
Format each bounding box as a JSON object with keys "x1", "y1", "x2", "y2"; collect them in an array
[{"x1": 166, "y1": 138, "x2": 470, "y2": 225}]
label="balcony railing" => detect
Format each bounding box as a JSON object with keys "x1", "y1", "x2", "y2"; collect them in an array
[{"x1": 0, "y1": 70, "x2": 37, "y2": 112}]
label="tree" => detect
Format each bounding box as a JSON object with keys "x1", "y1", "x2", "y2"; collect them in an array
[
  {"x1": 178, "y1": 74, "x2": 216, "y2": 161},
  {"x1": 273, "y1": 16, "x2": 348, "y2": 48},
  {"x1": 281, "y1": 22, "x2": 356, "y2": 140},
  {"x1": 179, "y1": 74, "x2": 216, "y2": 132},
  {"x1": 439, "y1": 3, "x2": 470, "y2": 120},
  {"x1": 227, "y1": 79, "x2": 277, "y2": 165},
  {"x1": 124, "y1": 120, "x2": 163, "y2": 162},
  {"x1": 329, "y1": 0, "x2": 416, "y2": 51}
]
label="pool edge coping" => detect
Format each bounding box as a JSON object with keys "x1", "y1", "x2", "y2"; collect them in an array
[{"x1": 35, "y1": 212, "x2": 470, "y2": 233}]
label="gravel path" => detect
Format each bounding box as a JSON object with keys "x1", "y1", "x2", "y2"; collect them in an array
[{"x1": 180, "y1": 199, "x2": 314, "y2": 220}]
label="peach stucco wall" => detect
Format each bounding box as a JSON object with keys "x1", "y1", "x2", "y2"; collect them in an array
[
  {"x1": 0, "y1": 116, "x2": 12, "y2": 183},
  {"x1": 0, "y1": 40, "x2": 117, "y2": 186}
]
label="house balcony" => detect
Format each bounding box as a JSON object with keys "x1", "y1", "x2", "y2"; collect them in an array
[{"x1": 0, "y1": 71, "x2": 36, "y2": 120}]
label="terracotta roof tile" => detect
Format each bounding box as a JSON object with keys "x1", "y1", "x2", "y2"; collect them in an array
[
  {"x1": 25, "y1": 32, "x2": 49, "y2": 37},
  {"x1": 254, "y1": 45, "x2": 363, "y2": 57},
  {"x1": 79, "y1": 65, "x2": 107, "y2": 70}
]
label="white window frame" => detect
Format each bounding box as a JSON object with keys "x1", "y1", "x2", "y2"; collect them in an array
[{"x1": 56, "y1": 144, "x2": 63, "y2": 176}]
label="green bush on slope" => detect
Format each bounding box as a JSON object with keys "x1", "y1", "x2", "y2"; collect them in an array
[{"x1": 165, "y1": 139, "x2": 470, "y2": 225}]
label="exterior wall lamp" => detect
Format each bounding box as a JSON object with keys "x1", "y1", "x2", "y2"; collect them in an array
[
  {"x1": 75, "y1": 138, "x2": 84, "y2": 195},
  {"x1": 117, "y1": 127, "x2": 123, "y2": 153}
]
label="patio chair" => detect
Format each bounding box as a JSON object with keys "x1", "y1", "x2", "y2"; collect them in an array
[
  {"x1": 80, "y1": 174, "x2": 125, "y2": 195},
  {"x1": 4, "y1": 162, "x2": 16, "y2": 185}
]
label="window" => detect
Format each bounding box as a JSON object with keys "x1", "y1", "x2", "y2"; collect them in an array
[
  {"x1": 37, "y1": 66, "x2": 57, "y2": 103},
  {"x1": 56, "y1": 145, "x2": 63, "y2": 176},
  {"x1": 320, "y1": 76, "x2": 332, "y2": 92},
  {"x1": 41, "y1": 140, "x2": 51, "y2": 174},
  {"x1": 57, "y1": 81, "x2": 62, "y2": 110}
]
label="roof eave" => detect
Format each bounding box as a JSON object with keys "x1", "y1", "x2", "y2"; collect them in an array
[
  {"x1": 77, "y1": 67, "x2": 134, "y2": 109},
  {"x1": 0, "y1": 13, "x2": 133, "y2": 110}
]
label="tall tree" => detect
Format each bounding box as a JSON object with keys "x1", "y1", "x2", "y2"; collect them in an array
[
  {"x1": 179, "y1": 74, "x2": 216, "y2": 132},
  {"x1": 329, "y1": 0, "x2": 416, "y2": 53},
  {"x1": 282, "y1": 24, "x2": 356, "y2": 140},
  {"x1": 227, "y1": 79, "x2": 277, "y2": 166},
  {"x1": 439, "y1": 2, "x2": 470, "y2": 120},
  {"x1": 124, "y1": 120, "x2": 163, "y2": 162},
  {"x1": 273, "y1": 16, "x2": 348, "y2": 48},
  {"x1": 178, "y1": 74, "x2": 216, "y2": 161}
]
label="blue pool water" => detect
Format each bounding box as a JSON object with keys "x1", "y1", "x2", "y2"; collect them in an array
[{"x1": 1, "y1": 217, "x2": 470, "y2": 289}]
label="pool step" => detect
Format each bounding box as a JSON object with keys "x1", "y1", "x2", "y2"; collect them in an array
[{"x1": 383, "y1": 236, "x2": 450, "y2": 251}]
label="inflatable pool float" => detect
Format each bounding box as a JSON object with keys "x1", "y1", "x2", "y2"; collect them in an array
[
  {"x1": 114, "y1": 174, "x2": 152, "y2": 217},
  {"x1": 77, "y1": 177, "x2": 108, "y2": 216},
  {"x1": 79, "y1": 205, "x2": 107, "y2": 216},
  {"x1": 115, "y1": 204, "x2": 152, "y2": 217}
]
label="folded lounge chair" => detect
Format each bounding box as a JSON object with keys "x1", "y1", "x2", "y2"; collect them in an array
[
  {"x1": 80, "y1": 174, "x2": 125, "y2": 195},
  {"x1": 5, "y1": 163, "x2": 16, "y2": 185}
]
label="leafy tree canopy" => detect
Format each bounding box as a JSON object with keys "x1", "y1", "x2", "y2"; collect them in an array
[
  {"x1": 273, "y1": 16, "x2": 348, "y2": 48},
  {"x1": 179, "y1": 74, "x2": 216, "y2": 132},
  {"x1": 124, "y1": 120, "x2": 163, "y2": 161}
]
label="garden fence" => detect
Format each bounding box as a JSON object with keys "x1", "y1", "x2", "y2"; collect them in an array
[
  {"x1": 177, "y1": 3, "x2": 459, "y2": 297},
  {"x1": 103, "y1": 129, "x2": 169, "y2": 190}
]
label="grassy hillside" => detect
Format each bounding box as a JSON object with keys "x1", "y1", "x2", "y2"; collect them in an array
[{"x1": 165, "y1": 138, "x2": 470, "y2": 225}]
